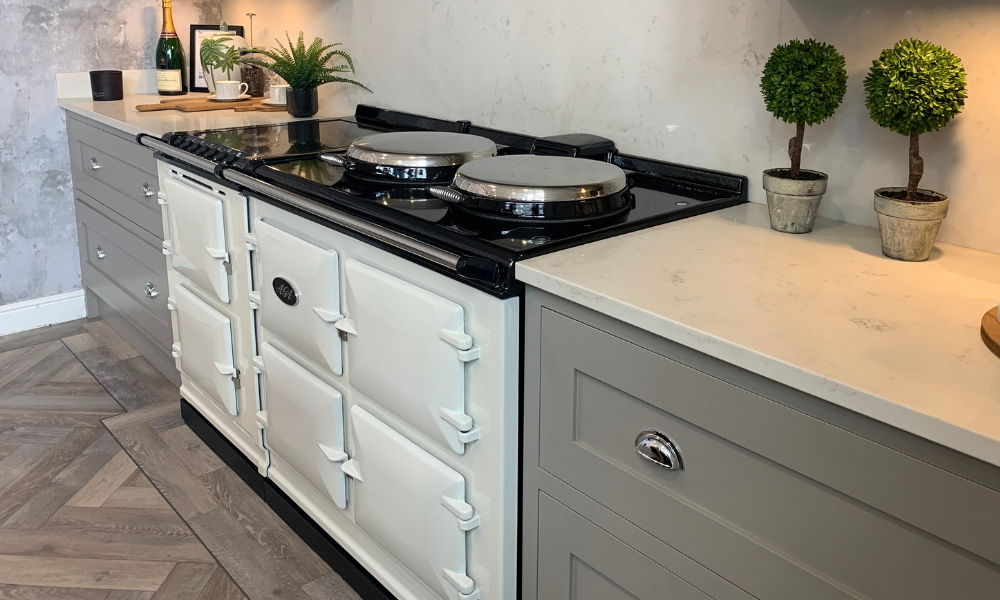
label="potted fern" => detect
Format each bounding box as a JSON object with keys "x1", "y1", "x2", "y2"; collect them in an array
[
  {"x1": 241, "y1": 32, "x2": 371, "y2": 118},
  {"x1": 864, "y1": 39, "x2": 967, "y2": 261},
  {"x1": 760, "y1": 39, "x2": 847, "y2": 233}
]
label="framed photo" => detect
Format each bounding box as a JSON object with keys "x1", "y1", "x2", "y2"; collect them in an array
[{"x1": 189, "y1": 24, "x2": 244, "y2": 93}]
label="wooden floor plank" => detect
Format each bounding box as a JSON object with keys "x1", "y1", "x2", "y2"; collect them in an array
[
  {"x1": 121, "y1": 470, "x2": 153, "y2": 488},
  {"x1": 0, "y1": 529, "x2": 215, "y2": 563},
  {"x1": 65, "y1": 450, "x2": 137, "y2": 508},
  {"x1": 150, "y1": 563, "x2": 217, "y2": 600},
  {"x1": 103, "y1": 402, "x2": 179, "y2": 433},
  {"x1": 46, "y1": 358, "x2": 89, "y2": 383},
  {"x1": 0, "y1": 343, "x2": 65, "y2": 396},
  {"x1": 302, "y1": 572, "x2": 362, "y2": 600},
  {"x1": 24, "y1": 381, "x2": 112, "y2": 398},
  {"x1": 0, "y1": 583, "x2": 111, "y2": 599},
  {"x1": 105, "y1": 591, "x2": 155, "y2": 600},
  {"x1": 120, "y1": 357, "x2": 179, "y2": 408},
  {"x1": 0, "y1": 409, "x2": 117, "y2": 429},
  {"x1": 197, "y1": 567, "x2": 245, "y2": 600},
  {"x1": 68, "y1": 347, "x2": 157, "y2": 413},
  {"x1": 201, "y1": 468, "x2": 331, "y2": 586},
  {"x1": 3, "y1": 433, "x2": 121, "y2": 529},
  {"x1": 0, "y1": 319, "x2": 91, "y2": 354},
  {"x1": 161, "y1": 426, "x2": 225, "y2": 478},
  {"x1": 0, "y1": 555, "x2": 175, "y2": 591},
  {"x1": 102, "y1": 486, "x2": 171, "y2": 510},
  {"x1": 42, "y1": 506, "x2": 194, "y2": 538},
  {"x1": 84, "y1": 322, "x2": 141, "y2": 362},
  {"x1": 62, "y1": 333, "x2": 102, "y2": 354},
  {"x1": 0, "y1": 444, "x2": 51, "y2": 492},
  {"x1": 188, "y1": 507, "x2": 311, "y2": 600},
  {"x1": 0, "y1": 395, "x2": 122, "y2": 413},
  {"x1": 0, "y1": 443, "x2": 18, "y2": 461},
  {"x1": 111, "y1": 423, "x2": 219, "y2": 519},
  {"x1": 0, "y1": 427, "x2": 72, "y2": 446},
  {"x1": 0, "y1": 427, "x2": 104, "y2": 524}
]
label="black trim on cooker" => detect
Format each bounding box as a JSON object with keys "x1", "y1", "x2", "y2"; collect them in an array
[{"x1": 180, "y1": 398, "x2": 395, "y2": 600}]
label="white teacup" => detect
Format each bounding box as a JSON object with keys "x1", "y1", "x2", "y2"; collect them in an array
[
  {"x1": 269, "y1": 84, "x2": 290, "y2": 105},
  {"x1": 216, "y1": 80, "x2": 248, "y2": 100}
]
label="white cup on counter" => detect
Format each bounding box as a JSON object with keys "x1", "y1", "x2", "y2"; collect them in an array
[
  {"x1": 216, "y1": 80, "x2": 248, "y2": 100},
  {"x1": 269, "y1": 84, "x2": 290, "y2": 105}
]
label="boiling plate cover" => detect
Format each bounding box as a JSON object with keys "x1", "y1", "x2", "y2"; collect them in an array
[
  {"x1": 346, "y1": 131, "x2": 497, "y2": 167},
  {"x1": 452, "y1": 155, "x2": 628, "y2": 203}
]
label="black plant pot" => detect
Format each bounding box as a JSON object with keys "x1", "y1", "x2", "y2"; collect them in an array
[{"x1": 286, "y1": 88, "x2": 319, "y2": 118}]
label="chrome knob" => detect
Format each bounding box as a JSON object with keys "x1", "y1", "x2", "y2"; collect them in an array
[
  {"x1": 94, "y1": 246, "x2": 106, "y2": 260},
  {"x1": 635, "y1": 430, "x2": 683, "y2": 470},
  {"x1": 89, "y1": 157, "x2": 101, "y2": 170},
  {"x1": 140, "y1": 182, "x2": 154, "y2": 197},
  {"x1": 143, "y1": 282, "x2": 159, "y2": 298}
]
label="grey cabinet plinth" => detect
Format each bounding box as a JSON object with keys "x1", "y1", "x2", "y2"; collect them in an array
[
  {"x1": 522, "y1": 286, "x2": 1000, "y2": 600},
  {"x1": 66, "y1": 114, "x2": 178, "y2": 386}
]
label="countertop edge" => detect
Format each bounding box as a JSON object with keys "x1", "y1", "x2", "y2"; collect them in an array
[
  {"x1": 515, "y1": 263, "x2": 1000, "y2": 469},
  {"x1": 59, "y1": 98, "x2": 149, "y2": 138}
]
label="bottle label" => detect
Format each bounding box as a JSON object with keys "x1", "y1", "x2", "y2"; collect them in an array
[{"x1": 157, "y1": 70, "x2": 183, "y2": 92}]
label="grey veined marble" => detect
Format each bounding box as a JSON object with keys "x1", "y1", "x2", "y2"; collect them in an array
[{"x1": 0, "y1": 0, "x2": 221, "y2": 306}]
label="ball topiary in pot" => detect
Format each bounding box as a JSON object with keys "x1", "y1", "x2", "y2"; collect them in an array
[
  {"x1": 760, "y1": 39, "x2": 847, "y2": 233},
  {"x1": 864, "y1": 38, "x2": 967, "y2": 261},
  {"x1": 241, "y1": 32, "x2": 371, "y2": 118}
]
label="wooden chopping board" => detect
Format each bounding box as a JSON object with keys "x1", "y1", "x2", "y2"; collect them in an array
[{"x1": 136, "y1": 97, "x2": 286, "y2": 113}]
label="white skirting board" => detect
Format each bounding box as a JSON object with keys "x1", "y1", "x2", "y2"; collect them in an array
[{"x1": 0, "y1": 290, "x2": 87, "y2": 337}]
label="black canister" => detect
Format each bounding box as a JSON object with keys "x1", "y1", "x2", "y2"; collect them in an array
[{"x1": 89, "y1": 70, "x2": 124, "y2": 101}]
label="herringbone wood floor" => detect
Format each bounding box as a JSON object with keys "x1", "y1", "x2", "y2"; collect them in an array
[{"x1": 0, "y1": 319, "x2": 359, "y2": 600}]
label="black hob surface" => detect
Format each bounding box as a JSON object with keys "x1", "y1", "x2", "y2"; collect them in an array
[
  {"x1": 256, "y1": 157, "x2": 739, "y2": 254},
  {"x1": 158, "y1": 105, "x2": 748, "y2": 296}
]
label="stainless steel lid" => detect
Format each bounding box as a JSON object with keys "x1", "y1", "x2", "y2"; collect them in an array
[
  {"x1": 345, "y1": 131, "x2": 497, "y2": 167},
  {"x1": 452, "y1": 155, "x2": 628, "y2": 202}
]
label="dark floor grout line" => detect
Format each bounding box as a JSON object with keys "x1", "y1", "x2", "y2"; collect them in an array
[{"x1": 100, "y1": 416, "x2": 252, "y2": 600}]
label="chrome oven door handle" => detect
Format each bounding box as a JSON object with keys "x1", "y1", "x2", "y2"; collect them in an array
[{"x1": 635, "y1": 430, "x2": 683, "y2": 470}]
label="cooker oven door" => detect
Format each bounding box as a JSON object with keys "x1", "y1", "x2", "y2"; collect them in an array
[
  {"x1": 162, "y1": 175, "x2": 231, "y2": 303},
  {"x1": 255, "y1": 218, "x2": 343, "y2": 376},
  {"x1": 259, "y1": 343, "x2": 347, "y2": 509},
  {"x1": 342, "y1": 406, "x2": 478, "y2": 600},
  {"x1": 170, "y1": 284, "x2": 238, "y2": 416},
  {"x1": 336, "y1": 260, "x2": 480, "y2": 455}
]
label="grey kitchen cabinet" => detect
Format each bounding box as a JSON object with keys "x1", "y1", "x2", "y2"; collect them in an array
[
  {"x1": 67, "y1": 114, "x2": 178, "y2": 385},
  {"x1": 522, "y1": 287, "x2": 1000, "y2": 600}
]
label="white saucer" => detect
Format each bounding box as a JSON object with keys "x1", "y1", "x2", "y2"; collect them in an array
[
  {"x1": 208, "y1": 94, "x2": 251, "y2": 102},
  {"x1": 260, "y1": 98, "x2": 286, "y2": 106}
]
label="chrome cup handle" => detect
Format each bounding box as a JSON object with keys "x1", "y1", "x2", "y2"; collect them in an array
[
  {"x1": 318, "y1": 154, "x2": 354, "y2": 169},
  {"x1": 428, "y1": 186, "x2": 467, "y2": 204},
  {"x1": 635, "y1": 430, "x2": 683, "y2": 470}
]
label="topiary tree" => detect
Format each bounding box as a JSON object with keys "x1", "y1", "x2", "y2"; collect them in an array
[
  {"x1": 864, "y1": 38, "x2": 967, "y2": 201},
  {"x1": 761, "y1": 39, "x2": 847, "y2": 179}
]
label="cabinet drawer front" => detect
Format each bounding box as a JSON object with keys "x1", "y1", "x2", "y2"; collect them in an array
[
  {"x1": 77, "y1": 199, "x2": 169, "y2": 328},
  {"x1": 68, "y1": 118, "x2": 162, "y2": 237},
  {"x1": 537, "y1": 493, "x2": 710, "y2": 600},
  {"x1": 538, "y1": 308, "x2": 1000, "y2": 599}
]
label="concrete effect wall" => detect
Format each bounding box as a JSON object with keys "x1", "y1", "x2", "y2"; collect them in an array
[{"x1": 0, "y1": 0, "x2": 220, "y2": 307}]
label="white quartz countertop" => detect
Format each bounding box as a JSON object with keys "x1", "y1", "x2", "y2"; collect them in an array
[
  {"x1": 516, "y1": 202, "x2": 1000, "y2": 467},
  {"x1": 58, "y1": 92, "x2": 347, "y2": 138}
]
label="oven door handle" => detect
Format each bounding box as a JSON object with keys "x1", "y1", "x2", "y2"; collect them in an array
[
  {"x1": 137, "y1": 134, "x2": 219, "y2": 173},
  {"x1": 222, "y1": 170, "x2": 501, "y2": 286}
]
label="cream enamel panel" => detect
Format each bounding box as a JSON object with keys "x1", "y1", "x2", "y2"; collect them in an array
[
  {"x1": 173, "y1": 284, "x2": 238, "y2": 416},
  {"x1": 255, "y1": 218, "x2": 343, "y2": 375},
  {"x1": 261, "y1": 343, "x2": 347, "y2": 509},
  {"x1": 343, "y1": 260, "x2": 472, "y2": 455},
  {"x1": 348, "y1": 405, "x2": 476, "y2": 600},
  {"x1": 164, "y1": 175, "x2": 231, "y2": 303}
]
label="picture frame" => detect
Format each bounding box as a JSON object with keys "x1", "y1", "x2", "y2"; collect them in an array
[{"x1": 189, "y1": 24, "x2": 245, "y2": 93}]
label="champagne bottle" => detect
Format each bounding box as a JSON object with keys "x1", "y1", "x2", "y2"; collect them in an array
[{"x1": 156, "y1": 0, "x2": 187, "y2": 95}]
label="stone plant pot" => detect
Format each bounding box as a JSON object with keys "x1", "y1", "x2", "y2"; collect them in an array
[
  {"x1": 762, "y1": 169, "x2": 828, "y2": 234},
  {"x1": 286, "y1": 88, "x2": 319, "y2": 118},
  {"x1": 874, "y1": 187, "x2": 949, "y2": 262}
]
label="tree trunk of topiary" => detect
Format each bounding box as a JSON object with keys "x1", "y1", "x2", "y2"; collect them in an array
[
  {"x1": 907, "y1": 132, "x2": 924, "y2": 201},
  {"x1": 789, "y1": 121, "x2": 805, "y2": 179}
]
